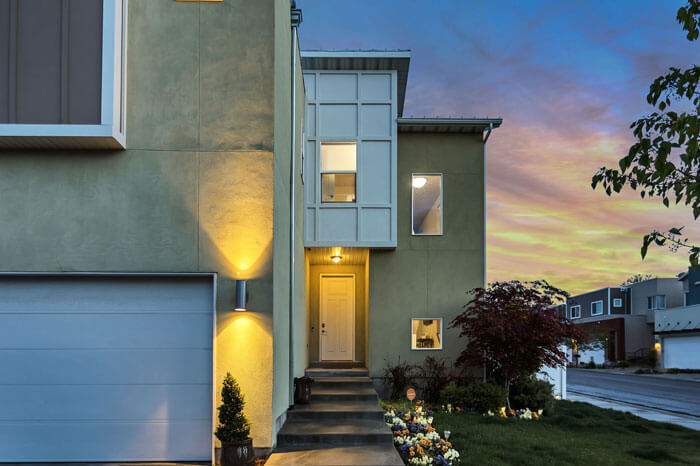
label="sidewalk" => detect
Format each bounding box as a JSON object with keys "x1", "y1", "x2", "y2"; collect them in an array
[{"x1": 568, "y1": 392, "x2": 700, "y2": 431}]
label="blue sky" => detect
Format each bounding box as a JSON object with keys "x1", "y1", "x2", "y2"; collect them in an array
[{"x1": 299, "y1": 0, "x2": 699, "y2": 293}]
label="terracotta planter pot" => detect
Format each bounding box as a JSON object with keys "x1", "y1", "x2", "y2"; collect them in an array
[{"x1": 221, "y1": 438, "x2": 254, "y2": 466}]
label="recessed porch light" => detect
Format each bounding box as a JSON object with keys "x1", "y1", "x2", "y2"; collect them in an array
[{"x1": 331, "y1": 255, "x2": 342, "y2": 263}]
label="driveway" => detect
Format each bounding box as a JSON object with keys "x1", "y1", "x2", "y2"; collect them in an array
[{"x1": 568, "y1": 368, "x2": 700, "y2": 417}]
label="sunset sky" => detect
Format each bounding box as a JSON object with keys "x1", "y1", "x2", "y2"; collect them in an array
[{"x1": 300, "y1": 0, "x2": 699, "y2": 294}]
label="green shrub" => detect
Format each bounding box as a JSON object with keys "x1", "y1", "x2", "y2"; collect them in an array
[
  {"x1": 215, "y1": 373, "x2": 251, "y2": 443},
  {"x1": 617, "y1": 360, "x2": 630, "y2": 368},
  {"x1": 510, "y1": 375, "x2": 555, "y2": 413},
  {"x1": 383, "y1": 357, "x2": 417, "y2": 400},
  {"x1": 586, "y1": 359, "x2": 597, "y2": 369},
  {"x1": 419, "y1": 356, "x2": 452, "y2": 403},
  {"x1": 440, "y1": 382, "x2": 507, "y2": 413},
  {"x1": 646, "y1": 349, "x2": 658, "y2": 368}
]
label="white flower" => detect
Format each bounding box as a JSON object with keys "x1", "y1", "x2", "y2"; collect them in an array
[{"x1": 444, "y1": 449, "x2": 459, "y2": 460}]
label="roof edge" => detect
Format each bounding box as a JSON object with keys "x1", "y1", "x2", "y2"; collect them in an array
[{"x1": 398, "y1": 117, "x2": 502, "y2": 128}]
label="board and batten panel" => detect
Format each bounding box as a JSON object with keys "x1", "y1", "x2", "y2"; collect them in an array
[
  {"x1": 1, "y1": 0, "x2": 103, "y2": 124},
  {"x1": 0, "y1": 275, "x2": 214, "y2": 462},
  {"x1": 303, "y1": 70, "x2": 397, "y2": 247}
]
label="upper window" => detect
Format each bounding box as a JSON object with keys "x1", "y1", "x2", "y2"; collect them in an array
[
  {"x1": 411, "y1": 318, "x2": 442, "y2": 350},
  {"x1": 591, "y1": 300, "x2": 604, "y2": 316},
  {"x1": 321, "y1": 142, "x2": 356, "y2": 203},
  {"x1": 570, "y1": 305, "x2": 581, "y2": 319},
  {"x1": 412, "y1": 174, "x2": 443, "y2": 235},
  {"x1": 613, "y1": 298, "x2": 622, "y2": 307},
  {"x1": 648, "y1": 295, "x2": 666, "y2": 310}
]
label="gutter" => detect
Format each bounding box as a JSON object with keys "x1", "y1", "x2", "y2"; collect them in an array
[{"x1": 289, "y1": 2, "x2": 302, "y2": 409}]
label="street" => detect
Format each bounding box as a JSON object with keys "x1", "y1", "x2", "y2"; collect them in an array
[{"x1": 568, "y1": 369, "x2": 700, "y2": 417}]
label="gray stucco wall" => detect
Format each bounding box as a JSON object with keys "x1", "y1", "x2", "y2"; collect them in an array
[
  {"x1": 368, "y1": 132, "x2": 485, "y2": 376},
  {"x1": 0, "y1": 0, "x2": 298, "y2": 449},
  {"x1": 630, "y1": 278, "x2": 684, "y2": 315}
]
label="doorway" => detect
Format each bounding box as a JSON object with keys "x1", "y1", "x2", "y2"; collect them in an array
[{"x1": 320, "y1": 274, "x2": 355, "y2": 361}]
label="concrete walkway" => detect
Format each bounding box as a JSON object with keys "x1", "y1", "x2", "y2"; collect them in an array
[
  {"x1": 569, "y1": 392, "x2": 700, "y2": 430},
  {"x1": 266, "y1": 364, "x2": 402, "y2": 465}
]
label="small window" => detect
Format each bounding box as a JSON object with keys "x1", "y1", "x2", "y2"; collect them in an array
[
  {"x1": 613, "y1": 298, "x2": 622, "y2": 307},
  {"x1": 321, "y1": 142, "x2": 356, "y2": 202},
  {"x1": 591, "y1": 300, "x2": 603, "y2": 316},
  {"x1": 648, "y1": 295, "x2": 666, "y2": 310},
  {"x1": 412, "y1": 174, "x2": 443, "y2": 235},
  {"x1": 570, "y1": 305, "x2": 581, "y2": 319},
  {"x1": 411, "y1": 318, "x2": 442, "y2": 350}
]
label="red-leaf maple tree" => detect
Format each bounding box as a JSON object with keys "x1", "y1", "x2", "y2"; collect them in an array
[{"x1": 450, "y1": 280, "x2": 586, "y2": 408}]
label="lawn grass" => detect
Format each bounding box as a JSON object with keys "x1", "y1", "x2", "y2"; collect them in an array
[{"x1": 381, "y1": 400, "x2": 700, "y2": 465}]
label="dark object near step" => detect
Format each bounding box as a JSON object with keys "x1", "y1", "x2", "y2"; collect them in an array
[{"x1": 294, "y1": 376, "x2": 314, "y2": 404}]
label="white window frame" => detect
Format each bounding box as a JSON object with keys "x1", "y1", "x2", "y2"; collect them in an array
[
  {"x1": 410, "y1": 318, "x2": 443, "y2": 350},
  {"x1": 613, "y1": 298, "x2": 622, "y2": 307},
  {"x1": 411, "y1": 173, "x2": 443, "y2": 236},
  {"x1": 0, "y1": 0, "x2": 127, "y2": 148},
  {"x1": 648, "y1": 295, "x2": 667, "y2": 310},
  {"x1": 591, "y1": 300, "x2": 604, "y2": 316},
  {"x1": 320, "y1": 140, "x2": 357, "y2": 204},
  {"x1": 570, "y1": 305, "x2": 581, "y2": 319}
]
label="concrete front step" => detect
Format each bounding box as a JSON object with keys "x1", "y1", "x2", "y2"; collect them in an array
[
  {"x1": 288, "y1": 400, "x2": 384, "y2": 421},
  {"x1": 312, "y1": 376, "x2": 374, "y2": 389},
  {"x1": 310, "y1": 387, "x2": 378, "y2": 402},
  {"x1": 277, "y1": 419, "x2": 393, "y2": 446},
  {"x1": 305, "y1": 368, "x2": 369, "y2": 378},
  {"x1": 267, "y1": 443, "x2": 404, "y2": 465},
  {"x1": 307, "y1": 360, "x2": 365, "y2": 369}
]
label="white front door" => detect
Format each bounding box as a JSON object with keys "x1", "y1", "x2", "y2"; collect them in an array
[{"x1": 320, "y1": 275, "x2": 355, "y2": 361}]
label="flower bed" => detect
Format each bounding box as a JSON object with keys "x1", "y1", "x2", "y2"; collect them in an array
[
  {"x1": 384, "y1": 401, "x2": 460, "y2": 465},
  {"x1": 485, "y1": 407, "x2": 543, "y2": 420}
]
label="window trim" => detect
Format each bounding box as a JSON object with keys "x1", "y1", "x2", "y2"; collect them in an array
[
  {"x1": 648, "y1": 295, "x2": 667, "y2": 310},
  {"x1": 0, "y1": 0, "x2": 127, "y2": 148},
  {"x1": 613, "y1": 298, "x2": 622, "y2": 307},
  {"x1": 320, "y1": 141, "x2": 357, "y2": 204},
  {"x1": 591, "y1": 300, "x2": 604, "y2": 316},
  {"x1": 411, "y1": 173, "x2": 443, "y2": 236},
  {"x1": 410, "y1": 318, "x2": 443, "y2": 350},
  {"x1": 570, "y1": 305, "x2": 581, "y2": 319}
]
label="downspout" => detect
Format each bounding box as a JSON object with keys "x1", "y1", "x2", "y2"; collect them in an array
[
  {"x1": 482, "y1": 121, "x2": 492, "y2": 383},
  {"x1": 289, "y1": 2, "x2": 302, "y2": 408}
]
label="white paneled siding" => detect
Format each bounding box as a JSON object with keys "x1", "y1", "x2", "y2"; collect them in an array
[
  {"x1": 304, "y1": 70, "x2": 397, "y2": 247},
  {"x1": 0, "y1": 275, "x2": 214, "y2": 462}
]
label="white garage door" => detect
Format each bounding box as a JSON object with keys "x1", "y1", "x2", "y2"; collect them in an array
[
  {"x1": 663, "y1": 335, "x2": 700, "y2": 369},
  {"x1": 0, "y1": 275, "x2": 214, "y2": 462}
]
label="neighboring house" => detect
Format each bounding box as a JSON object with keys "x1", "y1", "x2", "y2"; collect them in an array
[
  {"x1": 0, "y1": 1, "x2": 500, "y2": 462},
  {"x1": 654, "y1": 270, "x2": 700, "y2": 369},
  {"x1": 566, "y1": 278, "x2": 683, "y2": 362}
]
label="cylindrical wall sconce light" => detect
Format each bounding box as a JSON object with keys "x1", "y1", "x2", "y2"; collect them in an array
[{"x1": 235, "y1": 280, "x2": 248, "y2": 311}]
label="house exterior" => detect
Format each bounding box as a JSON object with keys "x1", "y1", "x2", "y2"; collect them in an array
[
  {"x1": 654, "y1": 270, "x2": 700, "y2": 369},
  {"x1": 0, "y1": 0, "x2": 499, "y2": 462},
  {"x1": 566, "y1": 278, "x2": 683, "y2": 363}
]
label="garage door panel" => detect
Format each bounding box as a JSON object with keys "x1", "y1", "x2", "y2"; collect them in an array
[
  {"x1": 0, "y1": 277, "x2": 213, "y2": 314},
  {"x1": 0, "y1": 419, "x2": 212, "y2": 461},
  {"x1": 1, "y1": 348, "x2": 211, "y2": 385},
  {"x1": 663, "y1": 335, "x2": 700, "y2": 369},
  {"x1": 0, "y1": 275, "x2": 214, "y2": 462},
  {"x1": 0, "y1": 313, "x2": 212, "y2": 349},
  {"x1": 0, "y1": 384, "x2": 211, "y2": 421}
]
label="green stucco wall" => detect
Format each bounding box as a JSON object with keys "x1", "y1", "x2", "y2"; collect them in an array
[
  {"x1": 368, "y1": 133, "x2": 486, "y2": 376},
  {"x1": 0, "y1": 0, "x2": 302, "y2": 449}
]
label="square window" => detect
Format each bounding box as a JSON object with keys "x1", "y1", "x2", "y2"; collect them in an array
[
  {"x1": 613, "y1": 298, "x2": 622, "y2": 307},
  {"x1": 411, "y1": 318, "x2": 442, "y2": 350},
  {"x1": 591, "y1": 300, "x2": 603, "y2": 316},
  {"x1": 321, "y1": 173, "x2": 356, "y2": 202},
  {"x1": 570, "y1": 305, "x2": 581, "y2": 319},
  {"x1": 412, "y1": 174, "x2": 442, "y2": 235},
  {"x1": 321, "y1": 142, "x2": 356, "y2": 203}
]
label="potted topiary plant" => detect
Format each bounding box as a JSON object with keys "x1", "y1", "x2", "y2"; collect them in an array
[{"x1": 215, "y1": 373, "x2": 254, "y2": 466}]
